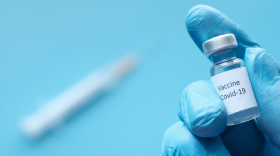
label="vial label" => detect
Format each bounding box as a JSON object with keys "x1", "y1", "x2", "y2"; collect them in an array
[{"x1": 211, "y1": 67, "x2": 258, "y2": 115}]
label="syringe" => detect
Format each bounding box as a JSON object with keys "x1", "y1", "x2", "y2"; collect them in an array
[{"x1": 20, "y1": 53, "x2": 138, "y2": 138}]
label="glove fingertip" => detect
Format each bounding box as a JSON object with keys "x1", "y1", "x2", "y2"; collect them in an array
[
  {"x1": 244, "y1": 48, "x2": 279, "y2": 93},
  {"x1": 179, "y1": 80, "x2": 227, "y2": 138},
  {"x1": 162, "y1": 121, "x2": 231, "y2": 156},
  {"x1": 186, "y1": 5, "x2": 260, "y2": 59},
  {"x1": 185, "y1": 5, "x2": 220, "y2": 52},
  {"x1": 185, "y1": 5, "x2": 211, "y2": 28}
]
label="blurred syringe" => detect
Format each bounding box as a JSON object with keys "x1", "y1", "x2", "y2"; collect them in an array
[{"x1": 20, "y1": 52, "x2": 139, "y2": 138}]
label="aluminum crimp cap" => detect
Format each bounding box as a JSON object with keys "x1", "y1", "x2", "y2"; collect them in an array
[{"x1": 202, "y1": 34, "x2": 238, "y2": 57}]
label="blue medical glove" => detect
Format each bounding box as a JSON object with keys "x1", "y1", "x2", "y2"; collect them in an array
[{"x1": 162, "y1": 5, "x2": 280, "y2": 156}]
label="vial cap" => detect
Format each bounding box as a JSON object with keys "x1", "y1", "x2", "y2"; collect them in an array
[{"x1": 202, "y1": 34, "x2": 238, "y2": 57}]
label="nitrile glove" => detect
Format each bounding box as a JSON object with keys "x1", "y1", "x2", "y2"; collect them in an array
[{"x1": 162, "y1": 5, "x2": 280, "y2": 156}]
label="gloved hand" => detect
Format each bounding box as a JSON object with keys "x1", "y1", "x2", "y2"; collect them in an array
[{"x1": 162, "y1": 5, "x2": 280, "y2": 156}]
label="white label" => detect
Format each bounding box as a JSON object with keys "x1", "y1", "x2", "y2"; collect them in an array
[{"x1": 211, "y1": 67, "x2": 258, "y2": 115}]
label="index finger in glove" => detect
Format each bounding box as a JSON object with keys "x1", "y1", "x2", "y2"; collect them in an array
[{"x1": 186, "y1": 5, "x2": 260, "y2": 59}]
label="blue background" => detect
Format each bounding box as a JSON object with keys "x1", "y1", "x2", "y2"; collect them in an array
[{"x1": 1, "y1": 0, "x2": 280, "y2": 155}]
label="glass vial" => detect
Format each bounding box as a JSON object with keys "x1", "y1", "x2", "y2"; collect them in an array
[{"x1": 202, "y1": 34, "x2": 260, "y2": 126}]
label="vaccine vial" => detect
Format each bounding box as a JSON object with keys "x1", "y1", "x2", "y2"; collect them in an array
[{"x1": 202, "y1": 34, "x2": 260, "y2": 126}]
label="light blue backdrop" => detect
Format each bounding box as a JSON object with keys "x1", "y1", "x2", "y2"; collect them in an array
[{"x1": 1, "y1": 0, "x2": 280, "y2": 155}]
